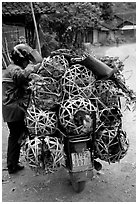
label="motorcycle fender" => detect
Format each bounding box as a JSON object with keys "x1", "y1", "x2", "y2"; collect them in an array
[{"x1": 70, "y1": 169, "x2": 93, "y2": 182}]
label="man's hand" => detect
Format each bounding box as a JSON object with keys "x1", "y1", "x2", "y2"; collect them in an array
[
  {"x1": 33, "y1": 63, "x2": 41, "y2": 72},
  {"x1": 25, "y1": 63, "x2": 41, "y2": 76},
  {"x1": 28, "y1": 73, "x2": 42, "y2": 81},
  {"x1": 25, "y1": 64, "x2": 34, "y2": 76}
]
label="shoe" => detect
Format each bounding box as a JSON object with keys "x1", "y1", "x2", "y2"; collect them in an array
[
  {"x1": 8, "y1": 168, "x2": 16, "y2": 174},
  {"x1": 94, "y1": 160, "x2": 102, "y2": 171},
  {"x1": 8, "y1": 163, "x2": 24, "y2": 174},
  {"x1": 15, "y1": 163, "x2": 24, "y2": 171}
]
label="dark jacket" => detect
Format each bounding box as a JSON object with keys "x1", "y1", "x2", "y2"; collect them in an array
[{"x1": 2, "y1": 64, "x2": 31, "y2": 122}]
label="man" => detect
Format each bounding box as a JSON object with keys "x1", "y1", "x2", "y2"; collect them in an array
[{"x1": 2, "y1": 44, "x2": 42, "y2": 174}]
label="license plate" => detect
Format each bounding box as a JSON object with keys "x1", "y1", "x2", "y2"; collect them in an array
[{"x1": 71, "y1": 150, "x2": 91, "y2": 168}]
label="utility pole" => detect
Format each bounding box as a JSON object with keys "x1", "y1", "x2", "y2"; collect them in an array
[{"x1": 30, "y1": 2, "x2": 41, "y2": 55}]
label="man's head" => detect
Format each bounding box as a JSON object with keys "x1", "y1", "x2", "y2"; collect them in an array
[
  {"x1": 10, "y1": 44, "x2": 43, "y2": 68},
  {"x1": 10, "y1": 48, "x2": 31, "y2": 69}
]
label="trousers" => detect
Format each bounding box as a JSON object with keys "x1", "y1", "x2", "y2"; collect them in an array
[{"x1": 7, "y1": 120, "x2": 26, "y2": 168}]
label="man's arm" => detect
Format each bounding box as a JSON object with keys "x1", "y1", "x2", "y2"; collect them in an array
[{"x1": 9, "y1": 63, "x2": 41, "y2": 86}]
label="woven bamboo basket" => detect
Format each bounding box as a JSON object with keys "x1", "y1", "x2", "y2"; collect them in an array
[
  {"x1": 59, "y1": 96, "x2": 96, "y2": 135},
  {"x1": 29, "y1": 77, "x2": 61, "y2": 110},
  {"x1": 99, "y1": 106, "x2": 122, "y2": 126},
  {"x1": 91, "y1": 80, "x2": 120, "y2": 109},
  {"x1": 25, "y1": 137, "x2": 42, "y2": 169},
  {"x1": 95, "y1": 126, "x2": 129, "y2": 163},
  {"x1": 25, "y1": 136, "x2": 64, "y2": 171},
  {"x1": 26, "y1": 105, "x2": 58, "y2": 136},
  {"x1": 62, "y1": 64, "x2": 96, "y2": 98},
  {"x1": 44, "y1": 136, "x2": 64, "y2": 168},
  {"x1": 38, "y1": 55, "x2": 69, "y2": 79}
]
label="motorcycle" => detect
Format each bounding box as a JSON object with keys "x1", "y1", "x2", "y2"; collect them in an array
[{"x1": 61, "y1": 110, "x2": 97, "y2": 193}]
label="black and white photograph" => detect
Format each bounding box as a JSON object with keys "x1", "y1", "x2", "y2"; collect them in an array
[{"x1": 2, "y1": 1, "x2": 136, "y2": 202}]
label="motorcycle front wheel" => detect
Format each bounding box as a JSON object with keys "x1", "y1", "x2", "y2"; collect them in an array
[{"x1": 71, "y1": 181, "x2": 86, "y2": 193}]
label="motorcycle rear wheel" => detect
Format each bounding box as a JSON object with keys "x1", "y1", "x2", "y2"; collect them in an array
[{"x1": 71, "y1": 181, "x2": 86, "y2": 193}]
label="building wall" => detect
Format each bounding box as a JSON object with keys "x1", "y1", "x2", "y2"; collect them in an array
[
  {"x1": 87, "y1": 31, "x2": 93, "y2": 43},
  {"x1": 115, "y1": 28, "x2": 136, "y2": 42},
  {"x1": 2, "y1": 24, "x2": 25, "y2": 52},
  {"x1": 98, "y1": 31, "x2": 108, "y2": 43},
  {"x1": 93, "y1": 29, "x2": 98, "y2": 44},
  {"x1": 121, "y1": 29, "x2": 135, "y2": 38},
  {"x1": 2, "y1": 24, "x2": 25, "y2": 69}
]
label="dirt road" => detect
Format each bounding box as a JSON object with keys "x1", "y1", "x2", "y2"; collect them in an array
[{"x1": 2, "y1": 43, "x2": 136, "y2": 202}]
